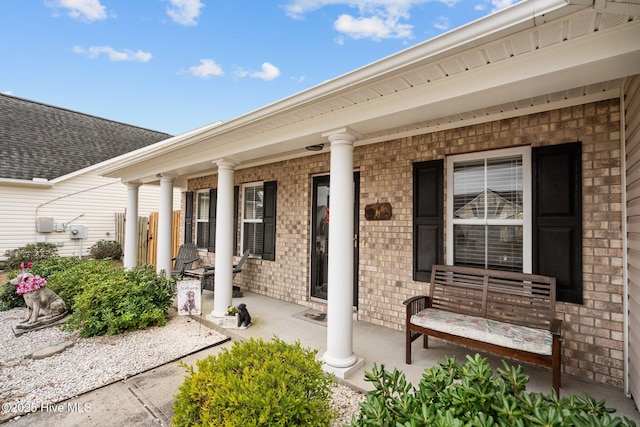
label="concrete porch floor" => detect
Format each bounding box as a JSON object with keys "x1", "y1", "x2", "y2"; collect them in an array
[{"x1": 195, "y1": 289, "x2": 640, "y2": 423}]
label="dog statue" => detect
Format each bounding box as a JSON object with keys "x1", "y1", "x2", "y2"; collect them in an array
[
  {"x1": 10, "y1": 273, "x2": 67, "y2": 328},
  {"x1": 237, "y1": 303, "x2": 251, "y2": 328}
]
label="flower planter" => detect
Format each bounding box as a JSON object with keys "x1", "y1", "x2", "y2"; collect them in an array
[{"x1": 223, "y1": 314, "x2": 240, "y2": 329}]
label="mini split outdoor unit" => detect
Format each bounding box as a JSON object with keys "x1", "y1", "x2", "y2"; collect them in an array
[{"x1": 69, "y1": 225, "x2": 87, "y2": 239}]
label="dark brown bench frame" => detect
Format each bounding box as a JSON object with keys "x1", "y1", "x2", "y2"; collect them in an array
[{"x1": 404, "y1": 264, "x2": 562, "y2": 392}]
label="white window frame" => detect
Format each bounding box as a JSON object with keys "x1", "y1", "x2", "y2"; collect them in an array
[
  {"x1": 195, "y1": 190, "x2": 209, "y2": 249},
  {"x1": 241, "y1": 181, "x2": 264, "y2": 257},
  {"x1": 446, "y1": 146, "x2": 532, "y2": 273}
]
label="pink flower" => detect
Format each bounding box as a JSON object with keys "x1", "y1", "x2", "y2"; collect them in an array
[
  {"x1": 15, "y1": 274, "x2": 47, "y2": 295},
  {"x1": 15, "y1": 262, "x2": 46, "y2": 295}
]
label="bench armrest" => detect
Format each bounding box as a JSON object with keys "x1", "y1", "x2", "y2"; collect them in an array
[
  {"x1": 403, "y1": 295, "x2": 431, "y2": 316},
  {"x1": 550, "y1": 318, "x2": 563, "y2": 336}
]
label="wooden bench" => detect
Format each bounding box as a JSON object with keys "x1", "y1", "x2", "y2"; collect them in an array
[{"x1": 404, "y1": 264, "x2": 562, "y2": 392}]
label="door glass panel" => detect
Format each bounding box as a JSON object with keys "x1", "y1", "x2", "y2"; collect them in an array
[{"x1": 311, "y1": 177, "x2": 329, "y2": 300}]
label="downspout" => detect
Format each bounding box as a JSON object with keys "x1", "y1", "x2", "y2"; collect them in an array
[{"x1": 620, "y1": 79, "x2": 630, "y2": 397}]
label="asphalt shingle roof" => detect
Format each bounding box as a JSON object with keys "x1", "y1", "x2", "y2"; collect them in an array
[{"x1": 0, "y1": 94, "x2": 173, "y2": 181}]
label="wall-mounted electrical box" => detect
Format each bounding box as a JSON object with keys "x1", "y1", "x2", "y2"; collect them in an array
[
  {"x1": 69, "y1": 225, "x2": 87, "y2": 239},
  {"x1": 36, "y1": 217, "x2": 54, "y2": 233}
]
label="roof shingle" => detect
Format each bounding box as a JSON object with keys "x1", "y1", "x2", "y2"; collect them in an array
[{"x1": 0, "y1": 94, "x2": 172, "y2": 181}]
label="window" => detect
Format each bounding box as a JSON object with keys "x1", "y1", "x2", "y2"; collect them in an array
[
  {"x1": 242, "y1": 183, "x2": 264, "y2": 256},
  {"x1": 195, "y1": 191, "x2": 210, "y2": 249},
  {"x1": 446, "y1": 147, "x2": 531, "y2": 273},
  {"x1": 414, "y1": 142, "x2": 581, "y2": 304}
]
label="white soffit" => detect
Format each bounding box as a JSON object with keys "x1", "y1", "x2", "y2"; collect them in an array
[
  {"x1": 99, "y1": 1, "x2": 640, "y2": 182},
  {"x1": 204, "y1": 8, "x2": 639, "y2": 148}
]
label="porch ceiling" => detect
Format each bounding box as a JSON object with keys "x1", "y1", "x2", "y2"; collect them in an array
[{"x1": 98, "y1": 0, "x2": 640, "y2": 185}]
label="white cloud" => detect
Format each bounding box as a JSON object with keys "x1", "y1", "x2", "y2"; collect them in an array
[
  {"x1": 334, "y1": 13, "x2": 412, "y2": 40},
  {"x1": 2, "y1": 91, "x2": 13, "y2": 95},
  {"x1": 188, "y1": 59, "x2": 224, "y2": 78},
  {"x1": 73, "y1": 46, "x2": 152, "y2": 62},
  {"x1": 282, "y1": 1, "x2": 466, "y2": 41},
  {"x1": 46, "y1": 0, "x2": 107, "y2": 22},
  {"x1": 233, "y1": 63, "x2": 281, "y2": 81},
  {"x1": 490, "y1": 0, "x2": 518, "y2": 11},
  {"x1": 250, "y1": 63, "x2": 280, "y2": 81},
  {"x1": 432, "y1": 16, "x2": 450, "y2": 31},
  {"x1": 167, "y1": 0, "x2": 204, "y2": 26},
  {"x1": 233, "y1": 67, "x2": 249, "y2": 79}
]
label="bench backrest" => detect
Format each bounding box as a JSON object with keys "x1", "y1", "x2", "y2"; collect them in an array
[{"x1": 429, "y1": 265, "x2": 556, "y2": 330}]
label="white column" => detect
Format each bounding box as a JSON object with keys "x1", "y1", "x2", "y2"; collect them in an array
[
  {"x1": 208, "y1": 160, "x2": 236, "y2": 319},
  {"x1": 321, "y1": 129, "x2": 363, "y2": 377},
  {"x1": 156, "y1": 174, "x2": 175, "y2": 277},
  {"x1": 123, "y1": 182, "x2": 141, "y2": 270}
]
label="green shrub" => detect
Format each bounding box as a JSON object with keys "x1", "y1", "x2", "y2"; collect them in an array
[
  {"x1": 0, "y1": 257, "x2": 109, "y2": 312},
  {"x1": 349, "y1": 353, "x2": 637, "y2": 427},
  {"x1": 41, "y1": 258, "x2": 112, "y2": 313},
  {"x1": 172, "y1": 337, "x2": 336, "y2": 427},
  {"x1": 89, "y1": 240, "x2": 123, "y2": 260},
  {"x1": 0, "y1": 278, "x2": 25, "y2": 311},
  {"x1": 3, "y1": 243, "x2": 58, "y2": 270},
  {"x1": 63, "y1": 264, "x2": 175, "y2": 337}
]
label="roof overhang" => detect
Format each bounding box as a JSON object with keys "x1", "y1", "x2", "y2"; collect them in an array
[
  {"x1": 98, "y1": 0, "x2": 640, "y2": 184},
  {"x1": 0, "y1": 178, "x2": 53, "y2": 188}
]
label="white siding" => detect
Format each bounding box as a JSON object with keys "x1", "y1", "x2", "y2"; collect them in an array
[
  {"x1": 0, "y1": 172, "x2": 181, "y2": 259},
  {"x1": 625, "y1": 74, "x2": 640, "y2": 407}
]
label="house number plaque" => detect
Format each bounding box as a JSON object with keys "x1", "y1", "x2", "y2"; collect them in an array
[{"x1": 364, "y1": 202, "x2": 392, "y2": 220}]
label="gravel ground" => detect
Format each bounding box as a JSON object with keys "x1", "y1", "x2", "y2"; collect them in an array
[{"x1": 0, "y1": 307, "x2": 364, "y2": 425}]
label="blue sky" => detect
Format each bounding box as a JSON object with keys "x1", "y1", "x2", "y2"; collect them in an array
[{"x1": 1, "y1": 0, "x2": 518, "y2": 136}]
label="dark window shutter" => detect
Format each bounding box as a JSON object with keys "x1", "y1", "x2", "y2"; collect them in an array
[
  {"x1": 262, "y1": 181, "x2": 277, "y2": 261},
  {"x1": 413, "y1": 160, "x2": 444, "y2": 282},
  {"x1": 184, "y1": 192, "x2": 194, "y2": 244},
  {"x1": 234, "y1": 185, "x2": 239, "y2": 256},
  {"x1": 533, "y1": 142, "x2": 583, "y2": 304},
  {"x1": 207, "y1": 188, "x2": 217, "y2": 252}
]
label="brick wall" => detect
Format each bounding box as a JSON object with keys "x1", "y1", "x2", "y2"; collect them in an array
[{"x1": 187, "y1": 98, "x2": 625, "y2": 387}]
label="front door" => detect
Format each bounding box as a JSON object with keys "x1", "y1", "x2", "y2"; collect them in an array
[{"x1": 310, "y1": 173, "x2": 360, "y2": 307}]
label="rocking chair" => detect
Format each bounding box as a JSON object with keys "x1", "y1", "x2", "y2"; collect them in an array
[
  {"x1": 170, "y1": 243, "x2": 199, "y2": 277},
  {"x1": 185, "y1": 249, "x2": 250, "y2": 297}
]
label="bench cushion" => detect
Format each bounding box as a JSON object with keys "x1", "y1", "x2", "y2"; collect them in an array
[{"x1": 411, "y1": 308, "x2": 553, "y2": 355}]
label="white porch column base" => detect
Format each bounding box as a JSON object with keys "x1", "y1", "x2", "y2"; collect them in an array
[
  {"x1": 157, "y1": 174, "x2": 175, "y2": 277},
  {"x1": 205, "y1": 313, "x2": 226, "y2": 325},
  {"x1": 321, "y1": 355, "x2": 365, "y2": 380},
  {"x1": 321, "y1": 128, "x2": 361, "y2": 373},
  {"x1": 210, "y1": 160, "x2": 236, "y2": 318},
  {"x1": 123, "y1": 182, "x2": 141, "y2": 270}
]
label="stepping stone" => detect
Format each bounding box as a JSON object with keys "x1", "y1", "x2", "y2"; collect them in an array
[{"x1": 25, "y1": 340, "x2": 74, "y2": 360}]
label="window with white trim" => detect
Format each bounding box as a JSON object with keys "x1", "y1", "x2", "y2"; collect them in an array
[
  {"x1": 242, "y1": 183, "x2": 264, "y2": 256},
  {"x1": 446, "y1": 147, "x2": 532, "y2": 273},
  {"x1": 195, "y1": 191, "x2": 209, "y2": 249}
]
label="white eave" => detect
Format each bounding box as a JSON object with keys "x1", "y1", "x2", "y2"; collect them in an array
[
  {"x1": 98, "y1": 0, "x2": 640, "y2": 184},
  {"x1": 0, "y1": 177, "x2": 54, "y2": 188}
]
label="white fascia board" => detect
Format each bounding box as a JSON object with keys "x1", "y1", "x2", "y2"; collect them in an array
[
  {"x1": 332, "y1": 20, "x2": 640, "y2": 131},
  {"x1": 96, "y1": 0, "x2": 589, "y2": 181},
  {"x1": 232, "y1": 0, "x2": 586, "y2": 116},
  {"x1": 0, "y1": 178, "x2": 54, "y2": 188},
  {"x1": 97, "y1": 120, "x2": 224, "y2": 178},
  {"x1": 211, "y1": 19, "x2": 639, "y2": 151}
]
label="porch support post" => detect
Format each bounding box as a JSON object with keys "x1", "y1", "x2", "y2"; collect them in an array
[
  {"x1": 208, "y1": 160, "x2": 236, "y2": 320},
  {"x1": 157, "y1": 174, "x2": 175, "y2": 277},
  {"x1": 123, "y1": 181, "x2": 141, "y2": 270},
  {"x1": 321, "y1": 128, "x2": 364, "y2": 379}
]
